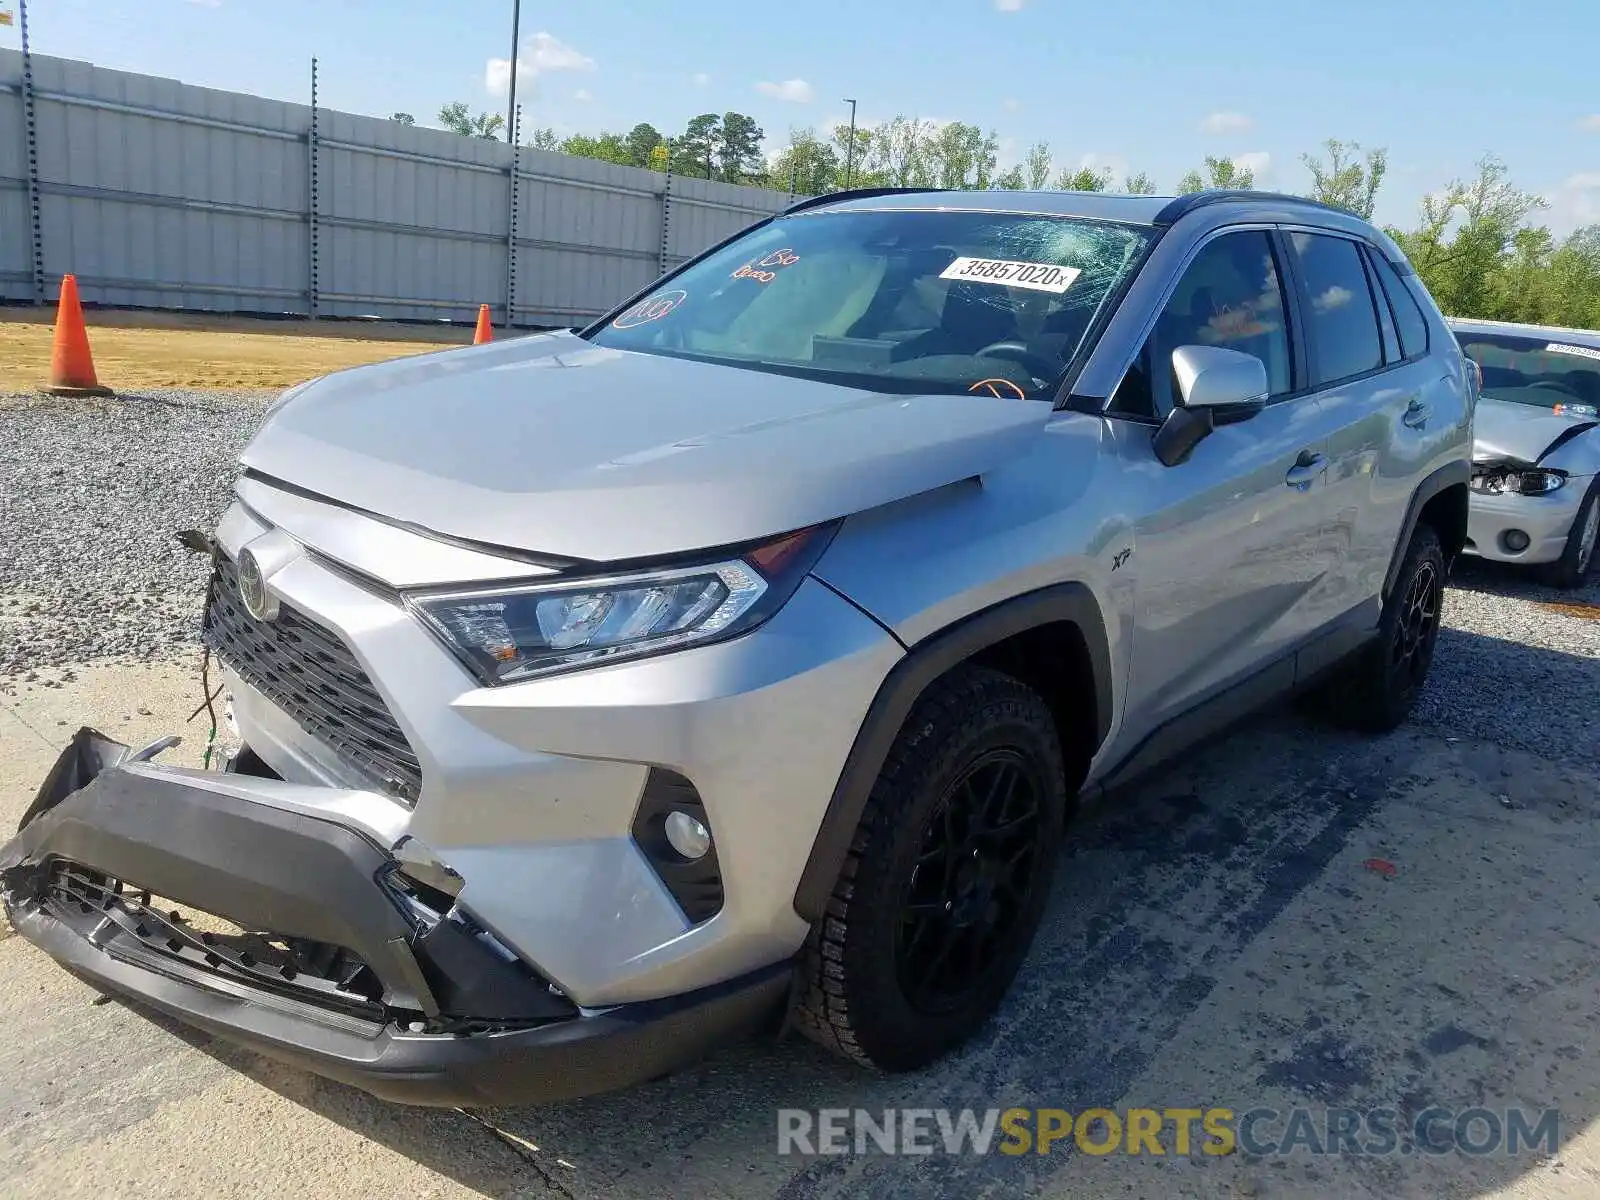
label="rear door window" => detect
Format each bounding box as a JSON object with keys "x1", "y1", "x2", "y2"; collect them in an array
[{"x1": 1288, "y1": 232, "x2": 1384, "y2": 386}]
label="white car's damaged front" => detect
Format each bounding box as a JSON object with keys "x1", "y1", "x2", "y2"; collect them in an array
[{"x1": 1452, "y1": 318, "x2": 1600, "y2": 587}]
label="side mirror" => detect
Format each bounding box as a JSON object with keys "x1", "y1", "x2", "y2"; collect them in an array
[{"x1": 1153, "y1": 345, "x2": 1270, "y2": 467}]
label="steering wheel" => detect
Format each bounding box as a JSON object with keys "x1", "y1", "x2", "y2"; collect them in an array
[
  {"x1": 1529, "y1": 380, "x2": 1581, "y2": 399},
  {"x1": 975, "y1": 340, "x2": 1059, "y2": 381}
]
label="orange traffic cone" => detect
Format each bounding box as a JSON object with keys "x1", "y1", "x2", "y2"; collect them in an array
[
  {"x1": 44, "y1": 275, "x2": 113, "y2": 397},
  {"x1": 473, "y1": 304, "x2": 493, "y2": 345}
]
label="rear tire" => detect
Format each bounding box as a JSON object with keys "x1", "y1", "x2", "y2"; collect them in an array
[
  {"x1": 1316, "y1": 524, "x2": 1446, "y2": 734},
  {"x1": 1538, "y1": 480, "x2": 1600, "y2": 590},
  {"x1": 793, "y1": 666, "x2": 1066, "y2": 1071}
]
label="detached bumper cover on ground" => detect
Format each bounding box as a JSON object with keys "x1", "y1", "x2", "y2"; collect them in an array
[{"x1": 0, "y1": 730, "x2": 789, "y2": 1108}]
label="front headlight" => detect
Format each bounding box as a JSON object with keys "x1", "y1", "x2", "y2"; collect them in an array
[
  {"x1": 409, "y1": 524, "x2": 838, "y2": 685},
  {"x1": 1509, "y1": 469, "x2": 1566, "y2": 496},
  {"x1": 1470, "y1": 466, "x2": 1566, "y2": 496}
]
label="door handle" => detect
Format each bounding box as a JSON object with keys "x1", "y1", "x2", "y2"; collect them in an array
[
  {"x1": 1402, "y1": 397, "x2": 1431, "y2": 429},
  {"x1": 1285, "y1": 451, "x2": 1328, "y2": 492}
]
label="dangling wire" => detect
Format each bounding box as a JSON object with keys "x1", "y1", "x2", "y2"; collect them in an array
[{"x1": 187, "y1": 646, "x2": 224, "y2": 770}]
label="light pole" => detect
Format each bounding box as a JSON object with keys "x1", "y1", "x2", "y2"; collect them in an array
[
  {"x1": 843, "y1": 98, "x2": 858, "y2": 189},
  {"x1": 505, "y1": 0, "x2": 521, "y2": 144}
]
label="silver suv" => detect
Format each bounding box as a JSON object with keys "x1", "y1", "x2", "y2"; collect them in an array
[{"x1": 3, "y1": 188, "x2": 1474, "y2": 1107}]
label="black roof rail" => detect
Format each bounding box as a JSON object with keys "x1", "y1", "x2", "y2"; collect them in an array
[
  {"x1": 1153, "y1": 190, "x2": 1353, "y2": 227},
  {"x1": 782, "y1": 186, "x2": 950, "y2": 215}
]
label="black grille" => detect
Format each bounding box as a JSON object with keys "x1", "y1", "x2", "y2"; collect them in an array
[{"x1": 202, "y1": 556, "x2": 423, "y2": 804}]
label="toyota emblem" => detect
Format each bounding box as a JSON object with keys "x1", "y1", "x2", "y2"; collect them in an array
[{"x1": 237, "y1": 548, "x2": 279, "y2": 622}]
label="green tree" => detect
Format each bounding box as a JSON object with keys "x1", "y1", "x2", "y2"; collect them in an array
[
  {"x1": 438, "y1": 102, "x2": 504, "y2": 140},
  {"x1": 1538, "y1": 226, "x2": 1600, "y2": 328},
  {"x1": 992, "y1": 164, "x2": 1026, "y2": 190},
  {"x1": 831, "y1": 123, "x2": 876, "y2": 188},
  {"x1": 1203, "y1": 155, "x2": 1254, "y2": 189},
  {"x1": 1176, "y1": 156, "x2": 1254, "y2": 192},
  {"x1": 1024, "y1": 142, "x2": 1053, "y2": 190},
  {"x1": 674, "y1": 113, "x2": 721, "y2": 178},
  {"x1": 717, "y1": 112, "x2": 766, "y2": 183},
  {"x1": 1390, "y1": 155, "x2": 1547, "y2": 317},
  {"x1": 624, "y1": 123, "x2": 664, "y2": 169},
  {"x1": 1121, "y1": 171, "x2": 1157, "y2": 195},
  {"x1": 1054, "y1": 164, "x2": 1113, "y2": 192},
  {"x1": 770, "y1": 127, "x2": 840, "y2": 194},
  {"x1": 1301, "y1": 139, "x2": 1388, "y2": 219},
  {"x1": 560, "y1": 132, "x2": 633, "y2": 165},
  {"x1": 527, "y1": 127, "x2": 561, "y2": 151},
  {"x1": 920, "y1": 122, "x2": 998, "y2": 189},
  {"x1": 866, "y1": 116, "x2": 933, "y2": 186},
  {"x1": 1489, "y1": 226, "x2": 1556, "y2": 323},
  {"x1": 390, "y1": 112, "x2": 415, "y2": 126}
]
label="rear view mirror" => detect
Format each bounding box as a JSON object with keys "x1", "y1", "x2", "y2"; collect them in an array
[{"x1": 1153, "y1": 345, "x2": 1270, "y2": 467}]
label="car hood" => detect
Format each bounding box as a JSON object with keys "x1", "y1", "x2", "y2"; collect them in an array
[
  {"x1": 240, "y1": 332, "x2": 1051, "y2": 562},
  {"x1": 1473, "y1": 395, "x2": 1597, "y2": 467}
]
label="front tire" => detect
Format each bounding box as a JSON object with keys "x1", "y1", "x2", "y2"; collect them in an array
[
  {"x1": 1539, "y1": 480, "x2": 1600, "y2": 590},
  {"x1": 794, "y1": 666, "x2": 1067, "y2": 1071},
  {"x1": 1317, "y1": 523, "x2": 1446, "y2": 733}
]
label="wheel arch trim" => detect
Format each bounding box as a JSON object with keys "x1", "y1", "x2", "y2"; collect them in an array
[
  {"x1": 1384, "y1": 460, "x2": 1471, "y2": 599},
  {"x1": 792, "y1": 582, "x2": 1112, "y2": 923}
]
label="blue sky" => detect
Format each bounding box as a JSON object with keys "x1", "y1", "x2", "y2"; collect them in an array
[{"x1": 6, "y1": 0, "x2": 1600, "y2": 234}]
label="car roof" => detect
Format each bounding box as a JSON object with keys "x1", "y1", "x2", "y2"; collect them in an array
[
  {"x1": 785, "y1": 187, "x2": 1356, "y2": 229},
  {"x1": 1447, "y1": 316, "x2": 1600, "y2": 347}
]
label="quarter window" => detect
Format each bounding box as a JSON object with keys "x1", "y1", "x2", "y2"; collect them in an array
[
  {"x1": 1368, "y1": 250, "x2": 1430, "y2": 359},
  {"x1": 1111, "y1": 230, "x2": 1293, "y2": 417},
  {"x1": 1288, "y1": 232, "x2": 1384, "y2": 386}
]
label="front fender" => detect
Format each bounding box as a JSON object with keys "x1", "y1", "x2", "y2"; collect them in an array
[{"x1": 791, "y1": 582, "x2": 1112, "y2": 922}]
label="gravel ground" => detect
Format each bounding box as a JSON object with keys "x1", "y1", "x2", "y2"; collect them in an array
[{"x1": 0, "y1": 388, "x2": 272, "y2": 675}]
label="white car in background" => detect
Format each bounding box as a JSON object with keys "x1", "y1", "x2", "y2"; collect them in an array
[{"x1": 1450, "y1": 318, "x2": 1600, "y2": 588}]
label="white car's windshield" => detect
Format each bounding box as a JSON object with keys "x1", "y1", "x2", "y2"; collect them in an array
[
  {"x1": 585, "y1": 208, "x2": 1153, "y2": 398},
  {"x1": 1457, "y1": 331, "x2": 1600, "y2": 417}
]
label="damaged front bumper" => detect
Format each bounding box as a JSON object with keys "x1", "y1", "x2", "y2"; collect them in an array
[
  {"x1": 0, "y1": 730, "x2": 790, "y2": 1108},
  {"x1": 1465, "y1": 466, "x2": 1589, "y2": 564}
]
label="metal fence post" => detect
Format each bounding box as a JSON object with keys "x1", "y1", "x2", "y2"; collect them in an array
[
  {"x1": 658, "y1": 142, "x2": 673, "y2": 278},
  {"x1": 505, "y1": 103, "x2": 520, "y2": 329},
  {"x1": 19, "y1": 0, "x2": 46, "y2": 304},
  {"x1": 306, "y1": 56, "x2": 320, "y2": 318}
]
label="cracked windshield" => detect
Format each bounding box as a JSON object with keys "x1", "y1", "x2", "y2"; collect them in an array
[{"x1": 587, "y1": 209, "x2": 1151, "y2": 397}]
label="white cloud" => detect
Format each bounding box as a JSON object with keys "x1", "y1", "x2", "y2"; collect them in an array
[
  {"x1": 1546, "y1": 172, "x2": 1600, "y2": 231},
  {"x1": 523, "y1": 32, "x2": 596, "y2": 72},
  {"x1": 486, "y1": 32, "x2": 596, "y2": 98},
  {"x1": 692, "y1": 72, "x2": 710, "y2": 87},
  {"x1": 573, "y1": 88, "x2": 593, "y2": 103},
  {"x1": 1234, "y1": 150, "x2": 1272, "y2": 180},
  {"x1": 1313, "y1": 284, "x2": 1353, "y2": 313},
  {"x1": 1199, "y1": 110, "x2": 1253, "y2": 134},
  {"x1": 1577, "y1": 115, "x2": 1600, "y2": 132},
  {"x1": 995, "y1": 0, "x2": 1026, "y2": 10},
  {"x1": 1003, "y1": 97, "x2": 1020, "y2": 112},
  {"x1": 755, "y1": 78, "x2": 813, "y2": 103}
]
